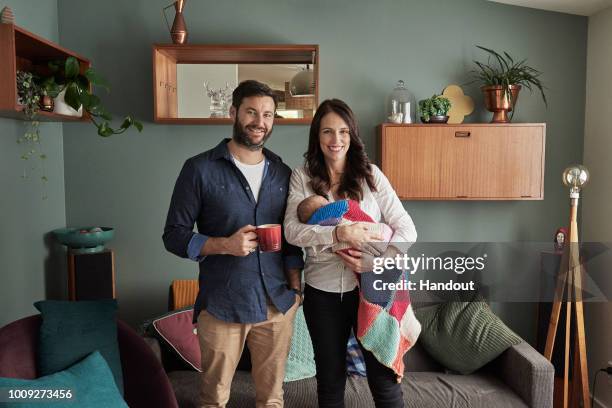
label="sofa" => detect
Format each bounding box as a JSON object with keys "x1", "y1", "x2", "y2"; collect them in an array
[
  {"x1": 144, "y1": 333, "x2": 554, "y2": 408},
  {"x1": 0, "y1": 315, "x2": 179, "y2": 408}
]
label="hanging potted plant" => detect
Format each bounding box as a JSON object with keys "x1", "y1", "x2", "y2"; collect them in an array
[
  {"x1": 40, "y1": 56, "x2": 143, "y2": 136},
  {"x1": 471, "y1": 45, "x2": 547, "y2": 123},
  {"x1": 13, "y1": 57, "x2": 143, "y2": 198}
]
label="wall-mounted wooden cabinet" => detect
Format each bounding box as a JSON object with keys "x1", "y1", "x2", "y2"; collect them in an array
[
  {"x1": 0, "y1": 24, "x2": 89, "y2": 122},
  {"x1": 377, "y1": 123, "x2": 546, "y2": 200},
  {"x1": 152, "y1": 44, "x2": 318, "y2": 125}
]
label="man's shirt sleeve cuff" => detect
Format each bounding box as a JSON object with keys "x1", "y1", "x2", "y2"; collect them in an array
[
  {"x1": 284, "y1": 255, "x2": 304, "y2": 270},
  {"x1": 187, "y1": 233, "x2": 209, "y2": 262}
]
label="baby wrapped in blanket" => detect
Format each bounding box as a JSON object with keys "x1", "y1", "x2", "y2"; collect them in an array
[
  {"x1": 296, "y1": 194, "x2": 393, "y2": 252},
  {"x1": 297, "y1": 195, "x2": 421, "y2": 380}
]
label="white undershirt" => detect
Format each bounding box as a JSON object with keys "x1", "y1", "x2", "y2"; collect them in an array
[{"x1": 233, "y1": 156, "x2": 266, "y2": 202}]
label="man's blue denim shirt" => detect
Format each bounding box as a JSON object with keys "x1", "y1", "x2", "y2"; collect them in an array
[{"x1": 163, "y1": 139, "x2": 304, "y2": 324}]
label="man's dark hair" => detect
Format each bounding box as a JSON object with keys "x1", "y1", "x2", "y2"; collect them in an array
[{"x1": 232, "y1": 80, "x2": 278, "y2": 110}]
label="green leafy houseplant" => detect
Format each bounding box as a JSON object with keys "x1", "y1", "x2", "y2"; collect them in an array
[
  {"x1": 471, "y1": 45, "x2": 547, "y2": 107},
  {"x1": 16, "y1": 70, "x2": 48, "y2": 194},
  {"x1": 40, "y1": 56, "x2": 143, "y2": 137},
  {"x1": 418, "y1": 94, "x2": 451, "y2": 122}
]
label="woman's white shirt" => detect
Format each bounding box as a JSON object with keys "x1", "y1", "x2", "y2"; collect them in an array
[{"x1": 284, "y1": 164, "x2": 417, "y2": 293}]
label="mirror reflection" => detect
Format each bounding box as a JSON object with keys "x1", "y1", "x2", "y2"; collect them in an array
[{"x1": 176, "y1": 64, "x2": 316, "y2": 119}]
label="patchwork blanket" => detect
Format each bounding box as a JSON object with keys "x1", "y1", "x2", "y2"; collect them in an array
[{"x1": 307, "y1": 199, "x2": 421, "y2": 380}]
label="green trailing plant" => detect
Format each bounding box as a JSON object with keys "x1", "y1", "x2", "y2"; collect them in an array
[
  {"x1": 471, "y1": 45, "x2": 547, "y2": 107},
  {"x1": 418, "y1": 94, "x2": 451, "y2": 122},
  {"x1": 16, "y1": 70, "x2": 40, "y2": 120},
  {"x1": 40, "y1": 56, "x2": 143, "y2": 137},
  {"x1": 16, "y1": 70, "x2": 48, "y2": 197}
]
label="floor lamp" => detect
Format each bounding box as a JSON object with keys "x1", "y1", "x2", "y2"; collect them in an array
[{"x1": 544, "y1": 164, "x2": 591, "y2": 408}]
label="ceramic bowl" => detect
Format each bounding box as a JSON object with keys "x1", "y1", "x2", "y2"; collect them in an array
[{"x1": 53, "y1": 227, "x2": 115, "y2": 254}]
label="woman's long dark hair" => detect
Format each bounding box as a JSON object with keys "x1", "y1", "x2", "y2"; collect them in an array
[{"x1": 304, "y1": 99, "x2": 376, "y2": 201}]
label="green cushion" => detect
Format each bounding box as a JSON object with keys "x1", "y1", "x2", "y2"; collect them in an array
[
  {"x1": 34, "y1": 300, "x2": 123, "y2": 394},
  {"x1": 284, "y1": 306, "x2": 316, "y2": 382},
  {"x1": 0, "y1": 351, "x2": 127, "y2": 408},
  {"x1": 415, "y1": 296, "x2": 522, "y2": 374}
]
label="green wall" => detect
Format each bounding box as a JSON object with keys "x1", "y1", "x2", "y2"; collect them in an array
[
  {"x1": 45, "y1": 0, "x2": 586, "y2": 340},
  {"x1": 0, "y1": 0, "x2": 67, "y2": 327}
]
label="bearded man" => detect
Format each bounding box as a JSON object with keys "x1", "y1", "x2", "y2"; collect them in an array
[{"x1": 163, "y1": 80, "x2": 303, "y2": 408}]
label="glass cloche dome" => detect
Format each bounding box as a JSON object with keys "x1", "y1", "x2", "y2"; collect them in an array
[{"x1": 387, "y1": 80, "x2": 416, "y2": 124}]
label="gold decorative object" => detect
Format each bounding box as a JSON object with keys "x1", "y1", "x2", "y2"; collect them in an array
[
  {"x1": 0, "y1": 6, "x2": 15, "y2": 24},
  {"x1": 442, "y1": 85, "x2": 474, "y2": 124},
  {"x1": 163, "y1": 0, "x2": 188, "y2": 44}
]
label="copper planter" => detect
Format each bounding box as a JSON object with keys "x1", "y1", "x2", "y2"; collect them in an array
[
  {"x1": 482, "y1": 85, "x2": 521, "y2": 123},
  {"x1": 40, "y1": 95, "x2": 54, "y2": 112}
]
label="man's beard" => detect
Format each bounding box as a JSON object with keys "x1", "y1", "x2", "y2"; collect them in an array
[{"x1": 232, "y1": 119, "x2": 273, "y2": 151}]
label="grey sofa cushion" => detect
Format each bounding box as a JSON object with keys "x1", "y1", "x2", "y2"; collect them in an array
[
  {"x1": 403, "y1": 342, "x2": 444, "y2": 373},
  {"x1": 401, "y1": 372, "x2": 527, "y2": 408},
  {"x1": 167, "y1": 369, "x2": 527, "y2": 408},
  {"x1": 168, "y1": 371, "x2": 372, "y2": 408}
]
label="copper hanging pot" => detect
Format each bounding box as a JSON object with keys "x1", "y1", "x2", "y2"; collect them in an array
[
  {"x1": 482, "y1": 84, "x2": 521, "y2": 123},
  {"x1": 40, "y1": 94, "x2": 54, "y2": 112},
  {"x1": 163, "y1": 0, "x2": 188, "y2": 44}
]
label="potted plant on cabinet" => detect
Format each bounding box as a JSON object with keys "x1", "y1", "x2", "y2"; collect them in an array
[
  {"x1": 40, "y1": 56, "x2": 143, "y2": 136},
  {"x1": 418, "y1": 94, "x2": 451, "y2": 123},
  {"x1": 472, "y1": 45, "x2": 547, "y2": 123}
]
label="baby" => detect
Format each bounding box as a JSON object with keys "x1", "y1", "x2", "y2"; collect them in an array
[{"x1": 297, "y1": 195, "x2": 393, "y2": 253}]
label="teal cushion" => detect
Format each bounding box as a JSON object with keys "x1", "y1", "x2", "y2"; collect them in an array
[
  {"x1": 284, "y1": 306, "x2": 316, "y2": 382},
  {"x1": 34, "y1": 300, "x2": 123, "y2": 394},
  {"x1": 0, "y1": 351, "x2": 127, "y2": 407},
  {"x1": 415, "y1": 296, "x2": 522, "y2": 374}
]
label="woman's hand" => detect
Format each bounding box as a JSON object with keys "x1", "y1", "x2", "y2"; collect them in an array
[
  {"x1": 336, "y1": 223, "x2": 383, "y2": 250},
  {"x1": 336, "y1": 249, "x2": 374, "y2": 274}
]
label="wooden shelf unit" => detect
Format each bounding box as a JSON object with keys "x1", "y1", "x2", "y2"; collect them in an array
[
  {"x1": 0, "y1": 24, "x2": 90, "y2": 121},
  {"x1": 377, "y1": 123, "x2": 546, "y2": 200},
  {"x1": 152, "y1": 44, "x2": 319, "y2": 125}
]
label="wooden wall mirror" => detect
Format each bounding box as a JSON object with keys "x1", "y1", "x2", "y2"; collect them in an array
[{"x1": 153, "y1": 44, "x2": 319, "y2": 125}]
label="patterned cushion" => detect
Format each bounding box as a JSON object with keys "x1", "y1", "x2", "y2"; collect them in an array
[
  {"x1": 284, "y1": 306, "x2": 316, "y2": 381},
  {"x1": 150, "y1": 308, "x2": 200, "y2": 371},
  {"x1": 346, "y1": 332, "x2": 366, "y2": 377}
]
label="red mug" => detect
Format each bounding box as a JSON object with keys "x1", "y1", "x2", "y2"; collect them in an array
[{"x1": 256, "y1": 224, "x2": 282, "y2": 252}]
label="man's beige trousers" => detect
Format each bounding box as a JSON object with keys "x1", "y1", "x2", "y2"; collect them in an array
[{"x1": 197, "y1": 298, "x2": 299, "y2": 408}]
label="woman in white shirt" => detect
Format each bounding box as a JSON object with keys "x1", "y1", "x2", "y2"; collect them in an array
[{"x1": 284, "y1": 99, "x2": 417, "y2": 408}]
